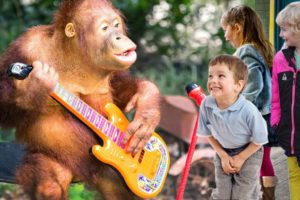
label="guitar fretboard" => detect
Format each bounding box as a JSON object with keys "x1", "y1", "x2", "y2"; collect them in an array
[{"x1": 52, "y1": 83, "x2": 125, "y2": 148}]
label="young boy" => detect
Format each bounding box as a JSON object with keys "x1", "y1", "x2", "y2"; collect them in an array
[{"x1": 198, "y1": 54, "x2": 268, "y2": 200}]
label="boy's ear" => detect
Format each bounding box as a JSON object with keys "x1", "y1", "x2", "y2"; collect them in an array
[{"x1": 235, "y1": 79, "x2": 245, "y2": 93}]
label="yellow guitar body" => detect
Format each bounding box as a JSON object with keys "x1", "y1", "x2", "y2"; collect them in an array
[
  {"x1": 52, "y1": 84, "x2": 170, "y2": 199},
  {"x1": 92, "y1": 103, "x2": 169, "y2": 198}
]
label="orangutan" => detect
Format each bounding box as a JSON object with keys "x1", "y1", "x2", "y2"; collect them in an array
[{"x1": 0, "y1": 0, "x2": 161, "y2": 199}]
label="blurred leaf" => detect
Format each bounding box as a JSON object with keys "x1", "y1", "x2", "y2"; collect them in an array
[{"x1": 68, "y1": 184, "x2": 98, "y2": 200}]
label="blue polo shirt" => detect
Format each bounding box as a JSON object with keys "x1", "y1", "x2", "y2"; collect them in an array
[{"x1": 197, "y1": 95, "x2": 268, "y2": 149}]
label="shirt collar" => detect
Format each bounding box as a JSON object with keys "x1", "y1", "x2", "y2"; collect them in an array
[{"x1": 205, "y1": 94, "x2": 246, "y2": 112}]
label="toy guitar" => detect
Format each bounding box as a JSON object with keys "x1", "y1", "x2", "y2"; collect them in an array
[{"x1": 7, "y1": 62, "x2": 170, "y2": 199}]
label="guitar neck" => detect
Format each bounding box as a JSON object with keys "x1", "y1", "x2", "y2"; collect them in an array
[{"x1": 51, "y1": 83, "x2": 125, "y2": 148}]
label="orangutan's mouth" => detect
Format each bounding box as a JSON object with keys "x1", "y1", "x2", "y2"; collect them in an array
[
  {"x1": 113, "y1": 47, "x2": 137, "y2": 65},
  {"x1": 115, "y1": 46, "x2": 136, "y2": 56},
  {"x1": 116, "y1": 50, "x2": 130, "y2": 56}
]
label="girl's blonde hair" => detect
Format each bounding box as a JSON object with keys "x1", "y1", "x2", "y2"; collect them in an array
[
  {"x1": 221, "y1": 5, "x2": 274, "y2": 68},
  {"x1": 276, "y1": 2, "x2": 300, "y2": 34}
]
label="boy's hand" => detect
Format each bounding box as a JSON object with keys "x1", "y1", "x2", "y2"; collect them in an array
[
  {"x1": 231, "y1": 154, "x2": 246, "y2": 173},
  {"x1": 230, "y1": 143, "x2": 262, "y2": 172},
  {"x1": 220, "y1": 154, "x2": 236, "y2": 174}
]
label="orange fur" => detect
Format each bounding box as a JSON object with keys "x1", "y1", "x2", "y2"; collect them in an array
[{"x1": 0, "y1": 0, "x2": 141, "y2": 199}]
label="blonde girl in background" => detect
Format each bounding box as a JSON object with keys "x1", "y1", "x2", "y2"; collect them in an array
[{"x1": 272, "y1": 2, "x2": 300, "y2": 200}]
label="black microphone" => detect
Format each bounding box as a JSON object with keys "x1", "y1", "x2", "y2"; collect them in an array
[
  {"x1": 7, "y1": 62, "x2": 33, "y2": 80},
  {"x1": 185, "y1": 82, "x2": 206, "y2": 106}
]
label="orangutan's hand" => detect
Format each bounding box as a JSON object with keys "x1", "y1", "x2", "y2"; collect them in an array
[
  {"x1": 122, "y1": 80, "x2": 161, "y2": 155},
  {"x1": 30, "y1": 61, "x2": 59, "y2": 92},
  {"x1": 14, "y1": 61, "x2": 59, "y2": 110}
]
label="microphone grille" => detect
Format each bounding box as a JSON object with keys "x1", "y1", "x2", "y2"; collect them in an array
[{"x1": 185, "y1": 82, "x2": 199, "y2": 94}]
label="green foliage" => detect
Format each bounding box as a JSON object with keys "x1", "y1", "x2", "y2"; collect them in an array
[
  {"x1": 134, "y1": 55, "x2": 207, "y2": 95},
  {"x1": 0, "y1": 183, "x2": 17, "y2": 195},
  {"x1": 129, "y1": 0, "x2": 236, "y2": 94},
  {"x1": 0, "y1": 183, "x2": 98, "y2": 199},
  {"x1": 242, "y1": 0, "x2": 255, "y2": 8},
  {"x1": 0, "y1": 128, "x2": 15, "y2": 141},
  {"x1": 0, "y1": 0, "x2": 60, "y2": 53},
  {"x1": 68, "y1": 184, "x2": 98, "y2": 200}
]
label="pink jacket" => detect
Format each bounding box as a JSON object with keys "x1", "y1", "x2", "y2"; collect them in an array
[{"x1": 271, "y1": 47, "x2": 300, "y2": 155}]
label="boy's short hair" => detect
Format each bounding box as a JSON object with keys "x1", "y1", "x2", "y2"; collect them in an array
[
  {"x1": 276, "y1": 2, "x2": 300, "y2": 34},
  {"x1": 209, "y1": 54, "x2": 248, "y2": 84}
]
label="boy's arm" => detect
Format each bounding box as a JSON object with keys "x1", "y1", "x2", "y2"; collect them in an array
[
  {"x1": 207, "y1": 136, "x2": 236, "y2": 174},
  {"x1": 232, "y1": 142, "x2": 262, "y2": 172},
  {"x1": 207, "y1": 136, "x2": 227, "y2": 157}
]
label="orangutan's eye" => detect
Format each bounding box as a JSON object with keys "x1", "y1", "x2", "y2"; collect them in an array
[
  {"x1": 102, "y1": 26, "x2": 108, "y2": 31},
  {"x1": 113, "y1": 19, "x2": 121, "y2": 29},
  {"x1": 100, "y1": 22, "x2": 109, "y2": 31},
  {"x1": 114, "y1": 22, "x2": 120, "y2": 28}
]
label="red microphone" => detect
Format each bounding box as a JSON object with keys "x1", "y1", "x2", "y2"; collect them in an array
[
  {"x1": 185, "y1": 82, "x2": 206, "y2": 106},
  {"x1": 176, "y1": 82, "x2": 206, "y2": 200}
]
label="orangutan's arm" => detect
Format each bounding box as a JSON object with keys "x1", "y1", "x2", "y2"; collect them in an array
[{"x1": 110, "y1": 71, "x2": 161, "y2": 155}]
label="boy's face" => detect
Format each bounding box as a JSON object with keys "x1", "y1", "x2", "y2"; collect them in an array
[
  {"x1": 279, "y1": 25, "x2": 300, "y2": 48},
  {"x1": 207, "y1": 63, "x2": 244, "y2": 100}
]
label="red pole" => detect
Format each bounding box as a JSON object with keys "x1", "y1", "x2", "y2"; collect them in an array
[
  {"x1": 176, "y1": 83, "x2": 206, "y2": 200},
  {"x1": 175, "y1": 113, "x2": 200, "y2": 200}
]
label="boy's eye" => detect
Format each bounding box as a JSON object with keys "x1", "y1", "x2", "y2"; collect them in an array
[{"x1": 219, "y1": 74, "x2": 225, "y2": 78}]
